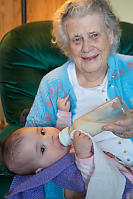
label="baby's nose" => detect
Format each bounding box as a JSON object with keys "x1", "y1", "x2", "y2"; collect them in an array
[{"x1": 44, "y1": 135, "x2": 53, "y2": 144}]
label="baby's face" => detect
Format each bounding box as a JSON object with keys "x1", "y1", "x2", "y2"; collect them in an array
[{"x1": 19, "y1": 127, "x2": 70, "y2": 172}]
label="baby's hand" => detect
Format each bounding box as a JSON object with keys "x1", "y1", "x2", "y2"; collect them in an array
[
  {"x1": 73, "y1": 131, "x2": 93, "y2": 159},
  {"x1": 57, "y1": 95, "x2": 70, "y2": 112}
]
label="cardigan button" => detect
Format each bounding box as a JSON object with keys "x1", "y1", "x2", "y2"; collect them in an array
[
  {"x1": 123, "y1": 150, "x2": 127, "y2": 153},
  {"x1": 110, "y1": 84, "x2": 114, "y2": 88}
]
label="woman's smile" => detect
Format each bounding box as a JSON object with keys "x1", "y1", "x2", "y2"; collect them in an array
[{"x1": 81, "y1": 54, "x2": 99, "y2": 61}]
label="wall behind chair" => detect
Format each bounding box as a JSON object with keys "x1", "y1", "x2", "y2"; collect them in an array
[
  {"x1": 0, "y1": 0, "x2": 133, "y2": 41},
  {"x1": 0, "y1": 0, "x2": 66, "y2": 41},
  {"x1": 110, "y1": 0, "x2": 133, "y2": 24},
  {"x1": 0, "y1": 0, "x2": 21, "y2": 40}
]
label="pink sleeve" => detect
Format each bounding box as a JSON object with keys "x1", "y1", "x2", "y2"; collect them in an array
[
  {"x1": 75, "y1": 155, "x2": 95, "y2": 190},
  {"x1": 56, "y1": 110, "x2": 71, "y2": 130}
]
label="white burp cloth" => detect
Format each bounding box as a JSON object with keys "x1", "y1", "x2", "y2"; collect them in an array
[{"x1": 71, "y1": 129, "x2": 126, "y2": 199}]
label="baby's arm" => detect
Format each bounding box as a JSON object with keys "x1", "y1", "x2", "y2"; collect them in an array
[
  {"x1": 73, "y1": 131, "x2": 94, "y2": 190},
  {"x1": 56, "y1": 96, "x2": 71, "y2": 130}
]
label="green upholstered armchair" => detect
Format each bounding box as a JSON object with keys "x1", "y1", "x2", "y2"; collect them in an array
[{"x1": 0, "y1": 20, "x2": 133, "y2": 198}]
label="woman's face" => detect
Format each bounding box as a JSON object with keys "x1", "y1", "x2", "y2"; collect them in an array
[{"x1": 65, "y1": 13, "x2": 114, "y2": 83}]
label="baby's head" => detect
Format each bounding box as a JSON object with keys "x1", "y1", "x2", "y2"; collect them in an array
[{"x1": 1, "y1": 126, "x2": 70, "y2": 175}]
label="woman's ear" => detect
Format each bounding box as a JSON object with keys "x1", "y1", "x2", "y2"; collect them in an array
[
  {"x1": 108, "y1": 28, "x2": 114, "y2": 45},
  {"x1": 35, "y1": 167, "x2": 43, "y2": 174}
]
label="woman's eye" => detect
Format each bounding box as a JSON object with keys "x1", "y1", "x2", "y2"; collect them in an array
[
  {"x1": 41, "y1": 129, "x2": 45, "y2": 135},
  {"x1": 75, "y1": 37, "x2": 80, "y2": 41},
  {"x1": 93, "y1": 33, "x2": 98, "y2": 37},
  {"x1": 41, "y1": 145, "x2": 45, "y2": 154},
  {"x1": 90, "y1": 33, "x2": 98, "y2": 38},
  {"x1": 73, "y1": 37, "x2": 81, "y2": 43}
]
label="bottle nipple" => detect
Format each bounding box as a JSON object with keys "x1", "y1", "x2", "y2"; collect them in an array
[{"x1": 59, "y1": 126, "x2": 73, "y2": 146}]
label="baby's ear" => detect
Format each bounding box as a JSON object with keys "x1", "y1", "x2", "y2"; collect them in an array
[{"x1": 35, "y1": 168, "x2": 43, "y2": 174}]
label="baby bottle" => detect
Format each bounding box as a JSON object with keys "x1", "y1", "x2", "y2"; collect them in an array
[{"x1": 59, "y1": 96, "x2": 130, "y2": 146}]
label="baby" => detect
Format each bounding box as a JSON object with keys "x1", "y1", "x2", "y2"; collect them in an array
[
  {"x1": 1, "y1": 125, "x2": 93, "y2": 176},
  {"x1": 1, "y1": 96, "x2": 133, "y2": 199},
  {"x1": 1, "y1": 96, "x2": 93, "y2": 181}
]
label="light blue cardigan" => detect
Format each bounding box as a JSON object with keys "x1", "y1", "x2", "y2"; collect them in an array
[{"x1": 26, "y1": 53, "x2": 133, "y2": 130}]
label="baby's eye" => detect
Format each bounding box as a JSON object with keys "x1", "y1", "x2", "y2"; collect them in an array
[
  {"x1": 41, "y1": 129, "x2": 45, "y2": 135},
  {"x1": 41, "y1": 145, "x2": 45, "y2": 154}
]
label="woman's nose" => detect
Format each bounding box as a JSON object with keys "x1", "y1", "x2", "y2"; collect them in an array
[
  {"x1": 82, "y1": 38, "x2": 93, "y2": 53},
  {"x1": 82, "y1": 39, "x2": 90, "y2": 52}
]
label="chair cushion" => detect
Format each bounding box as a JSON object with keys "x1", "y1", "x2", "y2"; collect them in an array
[
  {"x1": 0, "y1": 21, "x2": 67, "y2": 124},
  {"x1": 119, "y1": 22, "x2": 133, "y2": 55}
]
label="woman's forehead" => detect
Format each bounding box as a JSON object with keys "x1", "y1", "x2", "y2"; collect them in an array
[{"x1": 65, "y1": 14, "x2": 106, "y2": 35}]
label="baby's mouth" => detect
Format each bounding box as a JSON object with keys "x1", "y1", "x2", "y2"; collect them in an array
[
  {"x1": 57, "y1": 134, "x2": 68, "y2": 147},
  {"x1": 54, "y1": 134, "x2": 64, "y2": 145},
  {"x1": 57, "y1": 135, "x2": 64, "y2": 145}
]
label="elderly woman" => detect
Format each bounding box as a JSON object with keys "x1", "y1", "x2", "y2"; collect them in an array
[
  {"x1": 26, "y1": 0, "x2": 133, "y2": 139},
  {"x1": 25, "y1": 0, "x2": 133, "y2": 198}
]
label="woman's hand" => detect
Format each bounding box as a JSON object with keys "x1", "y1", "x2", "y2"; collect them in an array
[
  {"x1": 73, "y1": 131, "x2": 93, "y2": 159},
  {"x1": 103, "y1": 110, "x2": 133, "y2": 139}
]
